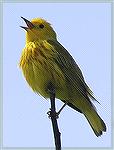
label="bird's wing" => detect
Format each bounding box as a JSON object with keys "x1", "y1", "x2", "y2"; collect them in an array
[{"x1": 47, "y1": 39, "x2": 97, "y2": 102}]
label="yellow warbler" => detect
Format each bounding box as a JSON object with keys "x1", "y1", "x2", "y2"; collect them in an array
[{"x1": 19, "y1": 17, "x2": 106, "y2": 137}]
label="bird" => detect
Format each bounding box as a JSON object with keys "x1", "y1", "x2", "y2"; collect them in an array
[{"x1": 19, "y1": 17, "x2": 106, "y2": 137}]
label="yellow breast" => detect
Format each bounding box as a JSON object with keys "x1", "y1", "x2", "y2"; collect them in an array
[{"x1": 19, "y1": 41, "x2": 66, "y2": 98}]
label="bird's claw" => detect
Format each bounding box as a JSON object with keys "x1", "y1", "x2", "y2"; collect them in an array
[{"x1": 47, "y1": 109, "x2": 59, "y2": 119}]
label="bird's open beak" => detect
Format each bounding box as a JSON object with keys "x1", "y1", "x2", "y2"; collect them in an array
[{"x1": 20, "y1": 16, "x2": 34, "y2": 31}]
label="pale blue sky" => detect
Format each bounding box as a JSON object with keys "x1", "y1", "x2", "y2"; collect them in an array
[{"x1": 3, "y1": 2, "x2": 111, "y2": 148}]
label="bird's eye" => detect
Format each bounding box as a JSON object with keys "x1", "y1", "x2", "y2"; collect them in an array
[{"x1": 39, "y1": 24, "x2": 44, "y2": 29}]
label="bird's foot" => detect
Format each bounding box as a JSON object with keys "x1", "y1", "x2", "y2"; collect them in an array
[{"x1": 47, "y1": 108, "x2": 59, "y2": 119}]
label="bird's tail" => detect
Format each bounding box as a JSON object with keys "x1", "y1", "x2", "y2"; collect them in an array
[{"x1": 84, "y1": 108, "x2": 106, "y2": 136}]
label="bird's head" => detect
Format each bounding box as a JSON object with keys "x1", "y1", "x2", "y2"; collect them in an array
[{"x1": 20, "y1": 17, "x2": 57, "y2": 43}]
